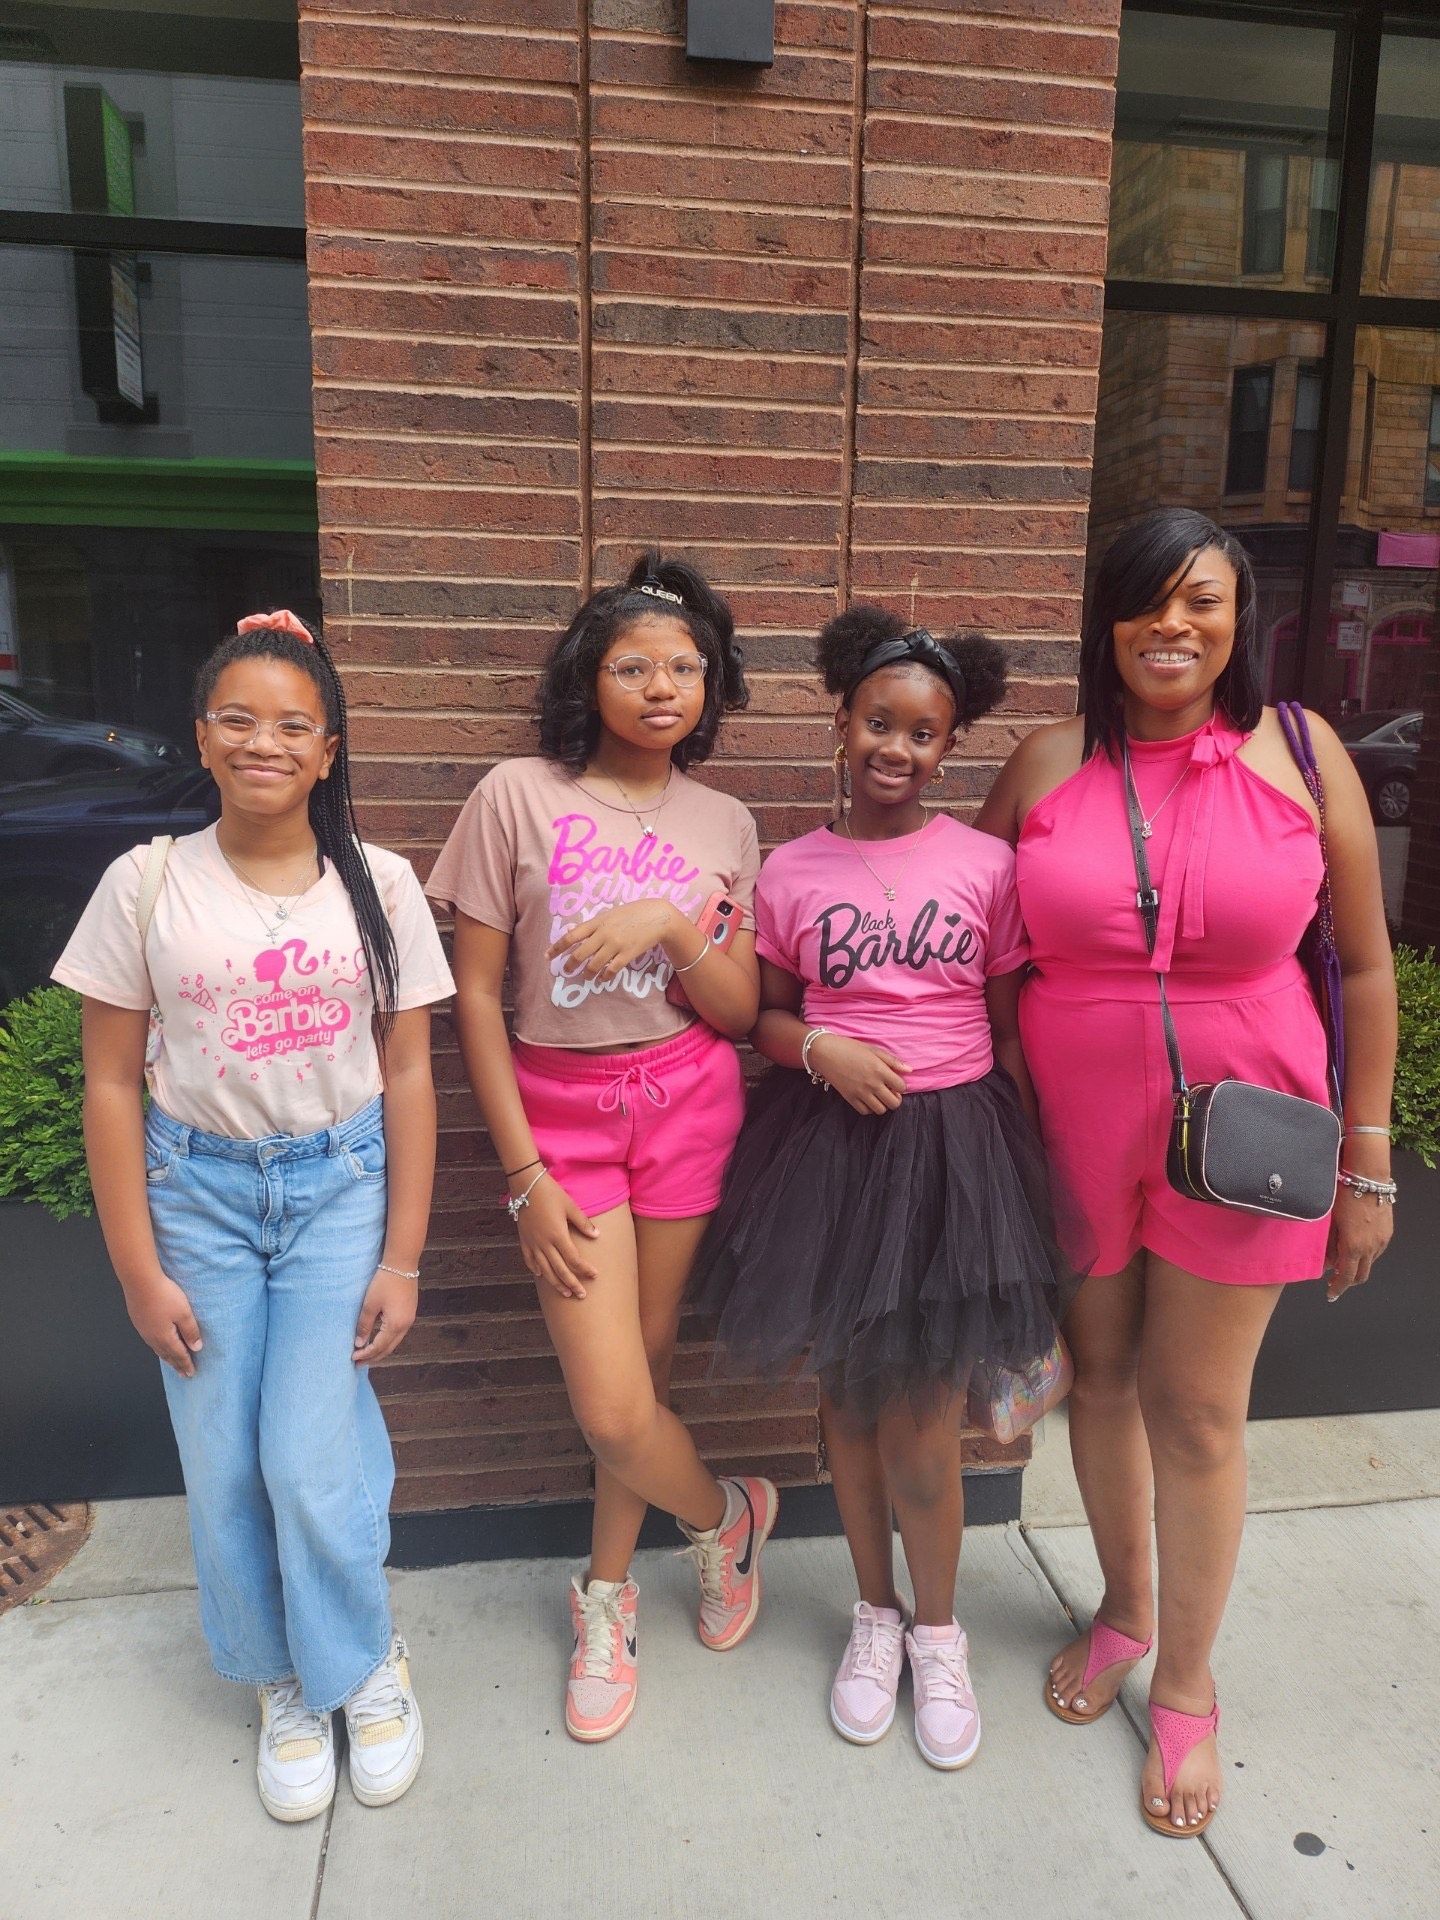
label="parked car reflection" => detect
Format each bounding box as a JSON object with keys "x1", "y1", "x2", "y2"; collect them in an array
[
  {"x1": 0, "y1": 763, "x2": 218, "y2": 1002},
  {"x1": 0, "y1": 689, "x2": 185, "y2": 783},
  {"x1": 1335, "y1": 710, "x2": 1422, "y2": 825}
]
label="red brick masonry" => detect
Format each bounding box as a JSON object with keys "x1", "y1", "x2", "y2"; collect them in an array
[{"x1": 298, "y1": 0, "x2": 1122, "y2": 1513}]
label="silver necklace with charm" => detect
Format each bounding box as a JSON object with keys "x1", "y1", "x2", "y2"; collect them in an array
[
  {"x1": 580, "y1": 766, "x2": 673, "y2": 840},
  {"x1": 1134, "y1": 766, "x2": 1191, "y2": 840},
  {"x1": 220, "y1": 845, "x2": 318, "y2": 941},
  {"x1": 842, "y1": 815, "x2": 928, "y2": 903}
]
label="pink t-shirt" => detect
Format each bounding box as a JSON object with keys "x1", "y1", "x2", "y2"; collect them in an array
[
  {"x1": 755, "y1": 815, "x2": 1028, "y2": 1092},
  {"x1": 425, "y1": 756, "x2": 760, "y2": 1050},
  {"x1": 52, "y1": 826, "x2": 455, "y2": 1139}
]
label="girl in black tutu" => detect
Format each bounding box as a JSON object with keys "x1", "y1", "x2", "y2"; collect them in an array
[{"x1": 689, "y1": 607, "x2": 1078, "y2": 1770}]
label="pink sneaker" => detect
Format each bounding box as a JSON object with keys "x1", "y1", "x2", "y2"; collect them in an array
[
  {"x1": 906, "y1": 1622, "x2": 982, "y2": 1770},
  {"x1": 565, "y1": 1576, "x2": 639, "y2": 1743},
  {"x1": 830, "y1": 1602, "x2": 907, "y2": 1744},
  {"x1": 676, "y1": 1476, "x2": 779, "y2": 1651}
]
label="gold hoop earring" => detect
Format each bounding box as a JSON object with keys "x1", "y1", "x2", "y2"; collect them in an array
[
  {"x1": 930, "y1": 763, "x2": 946, "y2": 787},
  {"x1": 832, "y1": 741, "x2": 850, "y2": 819}
]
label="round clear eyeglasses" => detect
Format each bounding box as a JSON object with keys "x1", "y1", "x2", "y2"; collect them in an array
[{"x1": 604, "y1": 654, "x2": 707, "y2": 692}]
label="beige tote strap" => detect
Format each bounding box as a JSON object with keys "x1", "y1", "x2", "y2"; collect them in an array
[{"x1": 135, "y1": 835, "x2": 174, "y2": 947}]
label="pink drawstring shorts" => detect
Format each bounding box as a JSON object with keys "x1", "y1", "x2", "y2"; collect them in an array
[{"x1": 511, "y1": 1022, "x2": 745, "y2": 1220}]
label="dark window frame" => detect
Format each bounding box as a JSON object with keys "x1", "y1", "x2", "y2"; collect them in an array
[
  {"x1": 1289, "y1": 358, "x2": 1325, "y2": 491},
  {"x1": 1242, "y1": 151, "x2": 1290, "y2": 276},
  {"x1": 1426, "y1": 388, "x2": 1440, "y2": 508},
  {"x1": 1226, "y1": 363, "x2": 1275, "y2": 493},
  {"x1": 1108, "y1": 0, "x2": 1440, "y2": 707}
]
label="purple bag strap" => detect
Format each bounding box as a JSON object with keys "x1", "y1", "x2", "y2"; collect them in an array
[{"x1": 1276, "y1": 700, "x2": 1346, "y2": 1095}]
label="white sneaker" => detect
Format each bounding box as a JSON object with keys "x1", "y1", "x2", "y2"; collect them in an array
[
  {"x1": 343, "y1": 1633, "x2": 424, "y2": 1807},
  {"x1": 256, "y1": 1677, "x2": 336, "y2": 1823}
]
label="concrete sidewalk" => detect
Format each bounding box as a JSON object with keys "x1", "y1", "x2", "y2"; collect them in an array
[{"x1": 5, "y1": 1415, "x2": 1439, "y2": 1920}]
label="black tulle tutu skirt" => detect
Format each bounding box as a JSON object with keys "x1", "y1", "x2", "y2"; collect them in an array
[{"x1": 688, "y1": 1064, "x2": 1085, "y2": 1422}]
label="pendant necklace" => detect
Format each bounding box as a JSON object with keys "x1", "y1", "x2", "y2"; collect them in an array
[
  {"x1": 842, "y1": 815, "x2": 929, "y2": 903},
  {"x1": 581, "y1": 766, "x2": 673, "y2": 840},
  {"x1": 220, "y1": 845, "x2": 319, "y2": 942},
  {"x1": 1134, "y1": 765, "x2": 1191, "y2": 840}
]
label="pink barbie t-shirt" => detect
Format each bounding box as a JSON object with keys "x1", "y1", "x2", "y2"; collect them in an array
[
  {"x1": 425, "y1": 756, "x2": 760, "y2": 1050},
  {"x1": 53, "y1": 826, "x2": 455, "y2": 1138},
  {"x1": 755, "y1": 815, "x2": 1028, "y2": 1092}
]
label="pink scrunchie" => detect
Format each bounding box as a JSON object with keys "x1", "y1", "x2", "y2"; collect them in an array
[{"x1": 236, "y1": 609, "x2": 313, "y2": 644}]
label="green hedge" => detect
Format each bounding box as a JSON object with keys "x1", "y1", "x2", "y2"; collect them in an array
[
  {"x1": 1394, "y1": 945, "x2": 1440, "y2": 1169},
  {"x1": 0, "y1": 987, "x2": 91, "y2": 1219}
]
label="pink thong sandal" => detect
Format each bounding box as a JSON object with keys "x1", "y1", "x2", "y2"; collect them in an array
[
  {"x1": 1141, "y1": 1700, "x2": 1220, "y2": 1837},
  {"x1": 1045, "y1": 1619, "x2": 1152, "y2": 1725}
]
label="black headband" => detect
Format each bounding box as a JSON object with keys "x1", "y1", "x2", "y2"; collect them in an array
[{"x1": 844, "y1": 628, "x2": 965, "y2": 714}]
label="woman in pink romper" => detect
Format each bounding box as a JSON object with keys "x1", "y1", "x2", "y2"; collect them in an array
[{"x1": 978, "y1": 508, "x2": 1396, "y2": 1838}]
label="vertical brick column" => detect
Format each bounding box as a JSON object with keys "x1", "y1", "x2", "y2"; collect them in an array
[
  {"x1": 856, "y1": 1, "x2": 1119, "y2": 813},
  {"x1": 299, "y1": 0, "x2": 1122, "y2": 1517}
]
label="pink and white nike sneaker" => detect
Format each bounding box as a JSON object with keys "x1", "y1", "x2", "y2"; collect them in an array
[
  {"x1": 676, "y1": 1475, "x2": 779, "y2": 1651},
  {"x1": 906, "y1": 1622, "x2": 982, "y2": 1770},
  {"x1": 566, "y1": 1576, "x2": 640, "y2": 1742},
  {"x1": 830, "y1": 1601, "x2": 907, "y2": 1744}
]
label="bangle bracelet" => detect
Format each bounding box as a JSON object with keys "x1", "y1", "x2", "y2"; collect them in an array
[
  {"x1": 376, "y1": 1261, "x2": 421, "y2": 1281},
  {"x1": 505, "y1": 1164, "x2": 548, "y2": 1221},
  {"x1": 670, "y1": 938, "x2": 709, "y2": 976},
  {"x1": 1343, "y1": 1125, "x2": 1392, "y2": 1138},
  {"x1": 503, "y1": 1156, "x2": 542, "y2": 1178},
  {"x1": 801, "y1": 1026, "x2": 831, "y2": 1088},
  {"x1": 1337, "y1": 1170, "x2": 1397, "y2": 1206}
]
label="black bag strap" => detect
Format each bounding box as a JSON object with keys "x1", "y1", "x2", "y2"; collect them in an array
[{"x1": 1121, "y1": 739, "x2": 1188, "y2": 1100}]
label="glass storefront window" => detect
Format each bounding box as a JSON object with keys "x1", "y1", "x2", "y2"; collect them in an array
[
  {"x1": 1109, "y1": 11, "x2": 1340, "y2": 289},
  {"x1": 1363, "y1": 29, "x2": 1440, "y2": 301},
  {"x1": 0, "y1": 6, "x2": 314, "y2": 1003}
]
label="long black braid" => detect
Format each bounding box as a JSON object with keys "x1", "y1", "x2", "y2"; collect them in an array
[{"x1": 194, "y1": 616, "x2": 400, "y2": 1041}]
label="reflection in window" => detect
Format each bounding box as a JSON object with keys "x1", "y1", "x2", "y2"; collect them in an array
[
  {"x1": 1364, "y1": 31, "x2": 1440, "y2": 300},
  {"x1": 1243, "y1": 154, "x2": 1288, "y2": 276},
  {"x1": 1426, "y1": 391, "x2": 1440, "y2": 509},
  {"x1": 1306, "y1": 157, "x2": 1340, "y2": 281},
  {"x1": 1109, "y1": 10, "x2": 1337, "y2": 290},
  {"x1": 1226, "y1": 367, "x2": 1273, "y2": 494},
  {"x1": 1289, "y1": 362, "x2": 1323, "y2": 493}
]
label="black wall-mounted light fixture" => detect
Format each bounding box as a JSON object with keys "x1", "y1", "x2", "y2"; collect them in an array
[{"x1": 686, "y1": 0, "x2": 774, "y2": 67}]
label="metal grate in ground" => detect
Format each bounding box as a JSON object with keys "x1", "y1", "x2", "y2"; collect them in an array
[{"x1": 0, "y1": 1503, "x2": 91, "y2": 1616}]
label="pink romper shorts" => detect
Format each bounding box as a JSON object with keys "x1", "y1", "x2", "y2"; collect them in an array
[{"x1": 511, "y1": 1021, "x2": 745, "y2": 1220}]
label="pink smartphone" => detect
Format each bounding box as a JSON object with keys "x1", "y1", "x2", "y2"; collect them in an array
[{"x1": 665, "y1": 891, "x2": 743, "y2": 1007}]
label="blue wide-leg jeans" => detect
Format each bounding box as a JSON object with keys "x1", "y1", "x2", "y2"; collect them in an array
[{"x1": 144, "y1": 1095, "x2": 395, "y2": 1712}]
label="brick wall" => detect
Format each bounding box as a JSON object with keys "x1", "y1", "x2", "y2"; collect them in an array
[{"x1": 298, "y1": 0, "x2": 1121, "y2": 1516}]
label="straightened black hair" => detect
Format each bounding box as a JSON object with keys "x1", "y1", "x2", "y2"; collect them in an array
[
  {"x1": 536, "y1": 552, "x2": 748, "y2": 772},
  {"x1": 1081, "y1": 509, "x2": 1262, "y2": 761},
  {"x1": 194, "y1": 618, "x2": 400, "y2": 1040},
  {"x1": 816, "y1": 603, "x2": 1008, "y2": 727}
]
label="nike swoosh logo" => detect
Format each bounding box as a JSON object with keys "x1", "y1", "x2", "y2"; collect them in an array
[
  {"x1": 732, "y1": 1486, "x2": 758, "y2": 1578},
  {"x1": 625, "y1": 1636, "x2": 637, "y2": 1660}
]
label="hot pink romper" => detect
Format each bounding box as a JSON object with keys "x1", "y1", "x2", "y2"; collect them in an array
[{"x1": 1016, "y1": 715, "x2": 1330, "y2": 1285}]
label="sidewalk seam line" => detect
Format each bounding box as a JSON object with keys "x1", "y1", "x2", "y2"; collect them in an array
[
  {"x1": 309, "y1": 1792, "x2": 337, "y2": 1920},
  {"x1": 1017, "y1": 1524, "x2": 1259, "y2": 1920}
]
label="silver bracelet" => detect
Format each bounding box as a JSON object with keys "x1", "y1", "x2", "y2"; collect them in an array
[
  {"x1": 377, "y1": 1261, "x2": 420, "y2": 1281},
  {"x1": 1337, "y1": 1169, "x2": 1397, "y2": 1206},
  {"x1": 670, "y1": 938, "x2": 709, "y2": 976},
  {"x1": 801, "y1": 1026, "x2": 831, "y2": 1087},
  {"x1": 1343, "y1": 1125, "x2": 1392, "y2": 1138},
  {"x1": 505, "y1": 1164, "x2": 549, "y2": 1221}
]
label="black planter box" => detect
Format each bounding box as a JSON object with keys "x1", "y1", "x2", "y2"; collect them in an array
[
  {"x1": 1, "y1": 1201, "x2": 182, "y2": 1502},
  {"x1": 1250, "y1": 1151, "x2": 1440, "y2": 1419}
]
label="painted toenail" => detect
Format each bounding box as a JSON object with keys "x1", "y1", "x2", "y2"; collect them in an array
[
  {"x1": 1151, "y1": 1798, "x2": 1165, "y2": 1809},
  {"x1": 1074, "y1": 1698, "x2": 1087, "y2": 1711},
  {"x1": 1174, "y1": 1817, "x2": 1185, "y2": 1828}
]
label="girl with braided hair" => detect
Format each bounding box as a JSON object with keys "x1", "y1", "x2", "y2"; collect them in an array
[
  {"x1": 53, "y1": 610, "x2": 454, "y2": 1821},
  {"x1": 690, "y1": 604, "x2": 1080, "y2": 1770}
]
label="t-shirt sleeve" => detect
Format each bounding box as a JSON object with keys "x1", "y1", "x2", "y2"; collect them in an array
[
  {"x1": 380, "y1": 858, "x2": 456, "y2": 1009},
  {"x1": 985, "y1": 854, "x2": 1029, "y2": 977},
  {"x1": 50, "y1": 848, "x2": 153, "y2": 1010},
  {"x1": 752, "y1": 858, "x2": 799, "y2": 975},
  {"x1": 424, "y1": 773, "x2": 517, "y2": 934},
  {"x1": 731, "y1": 808, "x2": 761, "y2": 922}
]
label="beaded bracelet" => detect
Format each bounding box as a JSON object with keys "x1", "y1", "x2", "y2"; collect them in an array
[
  {"x1": 1336, "y1": 1169, "x2": 1398, "y2": 1206},
  {"x1": 376, "y1": 1261, "x2": 421, "y2": 1281}
]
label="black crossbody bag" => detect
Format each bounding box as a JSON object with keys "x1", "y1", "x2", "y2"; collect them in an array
[{"x1": 1123, "y1": 707, "x2": 1341, "y2": 1222}]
